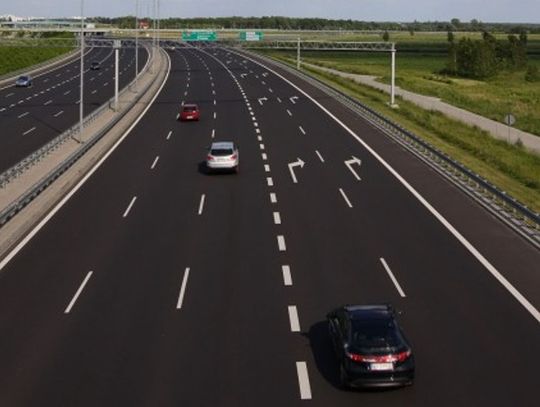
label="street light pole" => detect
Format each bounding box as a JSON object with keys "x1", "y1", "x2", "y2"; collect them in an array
[
  {"x1": 135, "y1": 0, "x2": 139, "y2": 91},
  {"x1": 77, "y1": 0, "x2": 85, "y2": 143}
]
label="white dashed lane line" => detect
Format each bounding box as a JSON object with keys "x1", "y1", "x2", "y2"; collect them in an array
[
  {"x1": 64, "y1": 271, "x2": 93, "y2": 314},
  {"x1": 316, "y1": 150, "x2": 325, "y2": 163},
  {"x1": 5, "y1": 92, "x2": 14, "y2": 98},
  {"x1": 150, "y1": 155, "x2": 160, "y2": 170},
  {"x1": 176, "y1": 267, "x2": 191, "y2": 310},
  {"x1": 53, "y1": 110, "x2": 64, "y2": 117},
  {"x1": 270, "y1": 193, "x2": 277, "y2": 203},
  {"x1": 23, "y1": 127, "x2": 36, "y2": 135},
  {"x1": 277, "y1": 235, "x2": 286, "y2": 251},
  {"x1": 282, "y1": 265, "x2": 293, "y2": 286},
  {"x1": 273, "y1": 212, "x2": 282, "y2": 225},
  {"x1": 198, "y1": 194, "x2": 206, "y2": 215},
  {"x1": 288, "y1": 305, "x2": 301, "y2": 332},
  {"x1": 380, "y1": 257, "x2": 407, "y2": 297},
  {"x1": 266, "y1": 177, "x2": 273, "y2": 186},
  {"x1": 262, "y1": 153, "x2": 268, "y2": 161},
  {"x1": 299, "y1": 126, "x2": 306, "y2": 135},
  {"x1": 166, "y1": 130, "x2": 172, "y2": 140},
  {"x1": 17, "y1": 112, "x2": 29, "y2": 119},
  {"x1": 339, "y1": 188, "x2": 353, "y2": 208},
  {"x1": 286, "y1": 109, "x2": 293, "y2": 117},
  {"x1": 122, "y1": 196, "x2": 137, "y2": 218},
  {"x1": 296, "y1": 362, "x2": 313, "y2": 400}
]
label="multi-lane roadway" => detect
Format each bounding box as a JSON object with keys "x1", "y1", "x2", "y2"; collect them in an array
[
  {"x1": 0, "y1": 45, "x2": 148, "y2": 173},
  {"x1": 0, "y1": 44, "x2": 538, "y2": 406}
]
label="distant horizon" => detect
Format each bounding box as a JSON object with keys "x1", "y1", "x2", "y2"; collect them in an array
[
  {"x1": 2, "y1": 14, "x2": 539, "y2": 26},
  {"x1": 1, "y1": 0, "x2": 539, "y2": 24}
]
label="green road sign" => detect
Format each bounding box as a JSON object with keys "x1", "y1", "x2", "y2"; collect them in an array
[
  {"x1": 182, "y1": 31, "x2": 217, "y2": 42},
  {"x1": 240, "y1": 31, "x2": 264, "y2": 41}
]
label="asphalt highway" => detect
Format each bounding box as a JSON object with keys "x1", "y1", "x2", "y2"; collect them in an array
[
  {"x1": 0, "y1": 45, "x2": 148, "y2": 173},
  {"x1": 0, "y1": 44, "x2": 538, "y2": 406}
]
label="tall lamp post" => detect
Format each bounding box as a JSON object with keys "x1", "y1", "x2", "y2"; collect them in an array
[
  {"x1": 77, "y1": 0, "x2": 85, "y2": 142},
  {"x1": 135, "y1": 0, "x2": 139, "y2": 91}
]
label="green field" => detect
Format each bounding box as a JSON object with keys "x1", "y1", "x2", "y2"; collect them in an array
[
  {"x1": 0, "y1": 47, "x2": 72, "y2": 77},
  {"x1": 262, "y1": 46, "x2": 540, "y2": 137},
  {"x1": 262, "y1": 51, "x2": 540, "y2": 213}
]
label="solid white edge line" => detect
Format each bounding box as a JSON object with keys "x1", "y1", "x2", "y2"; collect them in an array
[
  {"x1": 123, "y1": 196, "x2": 137, "y2": 218},
  {"x1": 282, "y1": 265, "x2": 293, "y2": 286},
  {"x1": 277, "y1": 235, "x2": 286, "y2": 251},
  {"x1": 339, "y1": 188, "x2": 353, "y2": 208},
  {"x1": 198, "y1": 194, "x2": 206, "y2": 215},
  {"x1": 296, "y1": 361, "x2": 313, "y2": 400},
  {"x1": 380, "y1": 258, "x2": 406, "y2": 298},
  {"x1": 176, "y1": 267, "x2": 190, "y2": 309},
  {"x1": 233, "y1": 49, "x2": 540, "y2": 325},
  {"x1": 64, "y1": 271, "x2": 93, "y2": 314},
  {"x1": 151, "y1": 155, "x2": 160, "y2": 170},
  {"x1": 288, "y1": 305, "x2": 301, "y2": 332},
  {"x1": 0, "y1": 51, "x2": 172, "y2": 273},
  {"x1": 315, "y1": 150, "x2": 325, "y2": 163},
  {"x1": 273, "y1": 212, "x2": 282, "y2": 225}
]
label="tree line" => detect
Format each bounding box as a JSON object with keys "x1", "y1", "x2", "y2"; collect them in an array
[
  {"x1": 88, "y1": 16, "x2": 540, "y2": 34},
  {"x1": 444, "y1": 31, "x2": 538, "y2": 81}
]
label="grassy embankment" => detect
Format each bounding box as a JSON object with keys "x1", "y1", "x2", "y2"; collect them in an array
[
  {"x1": 0, "y1": 32, "x2": 73, "y2": 76},
  {"x1": 261, "y1": 48, "x2": 540, "y2": 213}
]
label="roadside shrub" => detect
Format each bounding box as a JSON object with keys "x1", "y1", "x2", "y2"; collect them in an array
[{"x1": 525, "y1": 65, "x2": 540, "y2": 82}]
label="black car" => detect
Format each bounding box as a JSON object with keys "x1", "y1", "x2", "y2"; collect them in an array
[
  {"x1": 90, "y1": 61, "x2": 101, "y2": 70},
  {"x1": 327, "y1": 304, "x2": 414, "y2": 388}
]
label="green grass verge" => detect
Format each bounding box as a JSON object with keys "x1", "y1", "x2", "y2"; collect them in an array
[
  {"x1": 0, "y1": 46, "x2": 72, "y2": 77},
  {"x1": 264, "y1": 50, "x2": 540, "y2": 137},
  {"x1": 267, "y1": 53, "x2": 540, "y2": 213}
]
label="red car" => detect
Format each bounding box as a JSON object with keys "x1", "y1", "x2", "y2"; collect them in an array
[{"x1": 178, "y1": 104, "x2": 200, "y2": 121}]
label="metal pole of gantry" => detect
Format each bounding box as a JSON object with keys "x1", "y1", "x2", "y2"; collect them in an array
[
  {"x1": 390, "y1": 43, "x2": 396, "y2": 107},
  {"x1": 114, "y1": 40, "x2": 120, "y2": 111},
  {"x1": 297, "y1": 37, "x2": 301, "y2": 70},
  {"x1": 76, "y1": 0, "x2": 85, "y2": 143}
]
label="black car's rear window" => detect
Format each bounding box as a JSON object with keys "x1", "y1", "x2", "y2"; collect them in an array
[
  {"x1": 351, "y1": 319, "x2": 401, "y2": 348},
  {"x1": 211, "y1": 148, "x2": 234, "y2": 156}
]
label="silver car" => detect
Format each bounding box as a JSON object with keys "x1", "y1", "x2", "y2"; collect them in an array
[
  {"x1": 206, "y1": 141, "x2": 239, "y2": 173},
  {"x1": 15, "y1": 75, "x2": 32, "y2": 87}
]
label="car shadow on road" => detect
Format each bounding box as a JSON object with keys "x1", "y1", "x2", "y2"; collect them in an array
[{"x1": 304, "y1": 321, "x2": 342, "y2": 389}]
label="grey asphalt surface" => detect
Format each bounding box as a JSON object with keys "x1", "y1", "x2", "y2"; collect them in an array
[
  {"x1": 0, "y1": 45, "x2": 148, "y2": 173},
  {"x1": 0, "y1": 44, "x2": 538, "y2": 406}
]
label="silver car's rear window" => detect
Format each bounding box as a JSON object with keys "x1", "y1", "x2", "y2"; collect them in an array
[{"x1": 211, "y1": 148, "x2": 234, "y2": 156}]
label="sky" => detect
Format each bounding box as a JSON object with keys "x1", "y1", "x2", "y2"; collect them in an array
[{"x1": 1, "y1": 0, "x2": 539, "y2": 23}]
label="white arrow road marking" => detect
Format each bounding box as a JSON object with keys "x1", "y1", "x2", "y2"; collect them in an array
[
  {"x1": 240, "y1": 73, "x2": 247, "y2": 78},
  {"x1": 288, "y1": 158, "x2": 305, "y2": 184},
  {"x1": 258, "y1": 97, "x2": 268, "y2": 106},
  {"x1": 345, "y1": 156, "x2": 362, "y2": 181},
  {"x1": 290, "y1": 96, "x2": 299, "y2": 104}
]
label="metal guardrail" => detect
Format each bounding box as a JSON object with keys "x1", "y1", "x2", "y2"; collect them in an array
[
  {"x1": 237, "y1": 48, "x2": 540, "y2": 248},
  {"x1": 0, "y1": 46, "x2": 160, "y2": 227}
]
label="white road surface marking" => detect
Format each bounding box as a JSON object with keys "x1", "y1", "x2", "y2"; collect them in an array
[
  {"x1": 287, "y1": 109, "x2": 293, "y2": 116},
  {"x1": 277, "y1": 235, "x2": 286, "y2": 251},
  {"x1": 315, "y1": 150, "x2": 325, "y2": 163},
  {"x1": 380, "y1": 258, "x2": 406, "y2": 297},
  {"x1": 288, "y1": 305, "x2": 301, "y2": 332},
  {"x1": 176, "y1": 267, "x2": 191, "y2": 309},
  {"x1": 273, "y1": 212, "x2": 282, "y2": 224},
  {"x1": 151, "y1": 156, "x2": 160, "y2": 170},
  {"x1": 123, "y1": 196, "x2": 137, "y2": 218},
  {"x1": 339, "y1": 188, "x2": 353, "y2": 208},
  {"x1": 264, "y1": 164, "x2": 270, "y2": 172},
  {"x1": 198, "y1": 194, "x2": 206, "y2": 215},
  {"x1": 64, "y1": 271, "x2": 93, "y2": 314},
  {"x1": 17, "y1": 112, "x2": 29, "y2": 119},
  {"x1": 267, "y1": 177, "x2": 273, "y2": 186},
  {"x1": 53, "y1": 110, "x2": 64, "y2": 117},
  {"x1": 167, "y1": 130, "x2": 172, "y2": 140},
  {"x1": 296, "y1": 362, "x2": 312, "y2": 400},
  {"x1": 270, "y1": 193, "x2": 277, "y2": 203},
  {"x1": 262, "y1": 153, "x2": 268, "y2": 161},
  {"x1": 282, "y1": 265, "x2": 293, "y2": 286},
  {"x1": 299, "y1": 126, "x2": 306, "y2": 135},
  {"x1": 23, "y1": 127, "x2": 36, "y2": 135}
]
